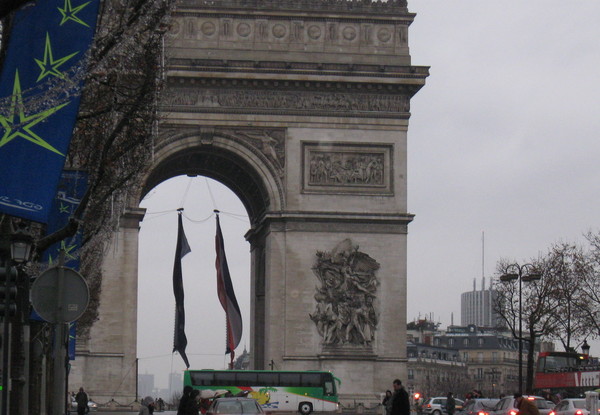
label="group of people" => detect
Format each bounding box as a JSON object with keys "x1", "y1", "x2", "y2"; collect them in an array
[
  {"x1": 138, "y1": 396, "x2": 166, "y2": 414},
  {"x1": 382, "y1": 379, "x2": 412, "y2": 415}
]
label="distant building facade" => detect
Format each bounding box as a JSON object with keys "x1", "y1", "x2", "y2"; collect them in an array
[
  {"x1": 407, "y1": 320, "x2": 541, "y2": 398},
  {"x1": 407, "y1": 319, "x2": 469, "y2": 398},
  {"x1": 169, "y1": 372, "x2": 182, "y2": 396},
  {"x1": 433, "y1": 325, "x2": 525, "y2": 397},
  {"x1": 461, "y1": 277, "x2": 503, "y2": 328},
  {"x1": 138, "y1": 373, "x2": 155, "y2": 399}
]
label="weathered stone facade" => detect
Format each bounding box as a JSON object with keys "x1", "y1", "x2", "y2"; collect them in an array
[{"x1": 71, "y1": 0, "x2": 428, "y2": 405}]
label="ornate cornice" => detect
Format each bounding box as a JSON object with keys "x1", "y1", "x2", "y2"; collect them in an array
[
  {"x1": 176, "y1": 0, "x2": 409, "y2": 16},
  {"x1": 168, "y1": 58, "x2": 430, "y2": 80}
]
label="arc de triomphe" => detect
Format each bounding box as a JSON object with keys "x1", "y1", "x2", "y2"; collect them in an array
[{"x1": 70, "y1": 0, "x2": 428, "y2": 405}]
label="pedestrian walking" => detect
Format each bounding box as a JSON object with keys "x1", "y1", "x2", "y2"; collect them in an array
[
  {"x1": 75, "y1": 387, "x2": 89, "y2": 415},
  {"x1": 390, "y1": 379, "x2": 410, "y2": 415},
  {"x1": 178, "y1": 386, "x2": 193, "y2": 415},
  {"x1": 383, "y1": 390, "x2": 393, "y2": 415},
  {"x1": 446, "y1": 392, "x2": 456, "y2": 415},
  {"x1": 183, "y1": 389, "x2": 201, "y2": 415}
]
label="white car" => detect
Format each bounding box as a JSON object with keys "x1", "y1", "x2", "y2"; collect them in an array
[
  {"x1": 70, "y1": 397, "x2": 98, "y2": 412},
  {"x1": 492, "y1": 395, "x2": 553, "y2": 415},
  {"x1": 550, "y1": 399, "x2": 592, "y2": 415}
]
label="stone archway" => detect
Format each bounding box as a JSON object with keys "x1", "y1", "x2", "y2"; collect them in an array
[{"x1": 70, "y1": 0, "x2": 428, "y2": 405}]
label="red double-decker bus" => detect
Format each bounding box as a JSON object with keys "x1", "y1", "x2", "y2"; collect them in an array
[{"x1": 534, "y1": 351, "x2": 600, "y2": 397}]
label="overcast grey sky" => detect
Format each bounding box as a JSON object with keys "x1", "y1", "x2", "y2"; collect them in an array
[{"x1": 137, "y1": 1, "x2": 600, "y2": 390}]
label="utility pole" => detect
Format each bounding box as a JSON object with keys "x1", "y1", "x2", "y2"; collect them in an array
[
  {"x1": 52, "y1": 250, "x2": 67, "y2": 415},
  {"x1": 0, "y1": 263, "x2": 15, "y2": 415}
]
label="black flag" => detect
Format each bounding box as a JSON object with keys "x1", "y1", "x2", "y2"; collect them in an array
[{"x1": 172, "y1": 210, "x2": 191, "y2": 368}]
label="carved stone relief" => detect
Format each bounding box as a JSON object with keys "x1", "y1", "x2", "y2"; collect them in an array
[
  {"x1": 310, "y1": 239, "x2": 380, "y2": 347},
  {"x1": 232, "y1": 129, "x2": 285, "y2": 174},
  {"x1": 169, "y1": 16, "x2": 409, "y2": 48},
  {"x1": 163, "y1": 87, "x2": 410, "y2": 116},
  {"x1": 302, "y1": 142, "x2": 392, "y2": 195}
]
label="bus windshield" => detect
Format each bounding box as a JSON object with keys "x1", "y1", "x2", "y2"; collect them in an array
[{"x1": 537, "y1": 353, "x2": 582, "y2": 372}]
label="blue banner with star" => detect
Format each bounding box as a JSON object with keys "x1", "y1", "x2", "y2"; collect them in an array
[
  {"x1": 41, "y1": 169, "x2": 87, "y2": 268},
  {"x1": 32, "y1": 169, "x2": 87, "y2": 357},
  {"x1": 0, "y1": 0, "x2": 100, "y2": 223}
]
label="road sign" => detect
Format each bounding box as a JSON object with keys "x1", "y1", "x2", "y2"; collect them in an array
[{"x1": 30, "y1": 267, "x2": 89, "y2": 323}]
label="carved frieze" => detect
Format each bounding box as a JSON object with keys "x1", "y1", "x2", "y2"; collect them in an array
[
  {"x1": 163, "y1": 87, "x2": 410, "y2": 118},
  {"x1": 177, "y1": 0, "x2": 409, "y2": 13},
  {"x1": 168, "y1": 16, "x2": 410, "y2": 50},
  {"x1": 310, "y1": 239, "x2": 380, "y2": 347},
  {"x1": 302, "y1": 142, "x2": 392, "y2": 195}
]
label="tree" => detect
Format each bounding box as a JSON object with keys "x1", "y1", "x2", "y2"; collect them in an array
[
  {"x1": 2, "y1": 0, "x2": 176, "y2": 330},
  {"x1": 542, "y1": 242, "x2": 595, "y2": 352},
  {"x1": 580, "y1": 232, "x2": 600, "y2": 338},
  {"x1": 1, "y1": 0, "x2": 176, "y2": 411},
  {"x1": 492, "y1": 258, "x2": 559, "y2": 393}
]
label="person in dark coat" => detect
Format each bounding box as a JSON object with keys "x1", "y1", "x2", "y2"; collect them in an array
[
  {"x1": 390, "y1": 379, "x2": 410, "y2": 415},
  {"x1": 183, "y1": 390, "x2": 200, "y2": 415},
  {"x1": 446, "y1": 392, "x2": 456, "y2": 415},
  {"x1": 178, "y1": 386, "x2": 193, "y2": 415},
  {"x1": 75, "y1": 387, "x2": 89, "y2": 415}
]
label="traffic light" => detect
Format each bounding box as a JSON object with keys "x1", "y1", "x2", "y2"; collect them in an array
[{"x1": 0, "y1": 267, "x2": 17, "y2": 317}]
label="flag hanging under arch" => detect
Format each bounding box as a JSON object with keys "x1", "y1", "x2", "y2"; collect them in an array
[
  {"x1": 172, "y1": 211, "x2": 191, "y2": 368},
  {"x1": 215, "y1": 214, "x2": 243, "y2": 358}
]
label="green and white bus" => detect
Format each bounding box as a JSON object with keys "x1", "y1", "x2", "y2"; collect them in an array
[{"x1": 183, "y1": 369, "x2": 339, "y2": 415}]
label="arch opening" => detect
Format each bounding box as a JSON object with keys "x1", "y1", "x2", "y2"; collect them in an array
[
  {"x1": 137, "y1": 175, "x2": 252, "y2": 397},
  {"x1": 141, "y1": 146, "x2": 272, "y2": 225}
]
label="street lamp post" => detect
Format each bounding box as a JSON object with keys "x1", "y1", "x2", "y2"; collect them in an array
[
  {"x1": 500, "y1": 263, "x2": 541, "y2": 394},
  {"x1": 1, "y1": 227, "x2": 33, "y2": 415}
]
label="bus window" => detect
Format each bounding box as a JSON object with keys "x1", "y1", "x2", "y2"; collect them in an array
[
  {"x1": 280, "y1": 373, "x2": 301, "y2": 387},
  {"x1": 237, "y1": 372, "x2": 258, "y2": 387},
  {"x1": 215, "y1": 372, "x2": 237, "y2": 386},
  {"x1": 258, "y1": 372, "x2": 279, "y2": 386},
  {"x1": 191, "y1": 371, "x2": 215, "y2": 386},
  {"x1": 301, "y1": 373, "x2": 321, "y2": 387}
]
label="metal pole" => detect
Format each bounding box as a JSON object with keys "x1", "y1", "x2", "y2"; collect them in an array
[
  {"x1": 135, "y1": 358, "x2": 139, "y2": 402},
  {"x1": 1, "y1": 263, "x2": 11, "y2": 415},
  {"x1": 52, "y1": 251, "x2": 66, "y2": 415},
  {"x1": 518, "y1": 271, "x2": 523, "y2": 395}
]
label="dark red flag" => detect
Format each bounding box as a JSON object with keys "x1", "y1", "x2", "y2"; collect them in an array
[{"x1": 215, "y1": 214, "x2": 243, "y2": 359}]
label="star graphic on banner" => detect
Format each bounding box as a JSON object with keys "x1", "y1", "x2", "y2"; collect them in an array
[
  {"x1": 58, "y1": 0, "x2": 92, "y2": 27},
  {"x1": 48, "y1": 240, "x2": 79, "y2": 266},
  {"x1": 35, "y1": 33, "x2": 79, "y2": 82},
  {"x1": 59, "y1": 202, "x2": 71, "y2": 214},
  {"x1": 68, "y1": 322, "x2": 76, "y2": 340},
  {"x1": 0, "y1": 71, "x2": 69, "y2": 156},
  {"x1": 60, "y1": 240, "x2": 78, "y2": 261}
]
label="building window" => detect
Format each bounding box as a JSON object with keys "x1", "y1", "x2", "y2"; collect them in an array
[
  {"x1": 492, "y1": 352, "x2": 498, "y2": 362},
  {"x1": 477, "y1": 368, "x2": 484, "y2": 380},
  {"x1": 478, "y1": 337, "x2": 484, "y2": 346},
  {"x1": 463, "y1": 352, "x2": 469, "y2": 362},
  {"x1": 477, "y1": 352, "x2": 483, "y2": 363},
  {"x1": 408, "y1": 369, "x2": 414, "y2": 380},
  {"x1": 449, "y1": 338, "x2": 454, "y2": 347},
  {"x1": 463, "y1": 338, "x2": 469, "y2": 346}
]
